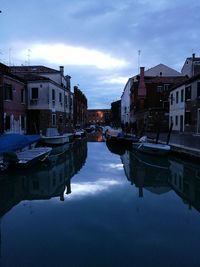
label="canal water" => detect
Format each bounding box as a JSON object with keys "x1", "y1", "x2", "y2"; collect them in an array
[{"x1": 0, "y1": 134, "x2": 200, "y2": 267}]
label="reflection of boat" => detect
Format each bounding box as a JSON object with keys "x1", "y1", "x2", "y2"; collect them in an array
[
  {"x1": 132, "y1": 136, "x2": 171, "y2": 156},
  {"x1": 106, "y1": 140, "x2": 127, "y2": 156},
  {"x1": 121, "y1": 150, "x2": 171, "y2": 197},
  {"x1": 130, "y1": 150, "x2": 170, "y2": 169},
  {"x1": 2, "y1": 147, "x2": 52, "y2": 169},
  {"x1": 0, "y1": 139, "x2": 88, "y2": 217}
]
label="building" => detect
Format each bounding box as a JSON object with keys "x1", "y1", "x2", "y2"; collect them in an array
[
  {"x1": 181, "y1": 53, "x2": 200, "y2": 78},
  {"x1": 0, "y1": 63, "x2": 26, "y2": 134},
  {"x1": 73, "y1": 86, "x2": 87, "y2": 128},
  {"x1": 87, "y1": 109, "x2": 111, "y2": 125},
  {"x1": 11, "y1": 65, "x2": 73, "y2": 134},
  {"x1": 169, "y1": 74, "x2": 200, "y2": 134},
  {"x1": 111, "y1": 100, "x2": 121, "y2": 127},
  {"x1": 129, "y1": 64, "x2": 186, "y2": 133},
  {"x1": 121, "y1": 78, "x2": 133, "y2": 125}
]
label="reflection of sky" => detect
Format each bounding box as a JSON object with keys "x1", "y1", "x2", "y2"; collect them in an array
[
  {"x1": 65, "y1": 143, "x2": 125, "y2": 199},
  {"x1": 2, "y1": 142, "x2": 200, "y2": 267},
  {"x1": 66, "y1": 179, "x2": 123, "y2": 200},
  {"x1": 72, "y1": 142, "x2": 125, "y2": 183}
]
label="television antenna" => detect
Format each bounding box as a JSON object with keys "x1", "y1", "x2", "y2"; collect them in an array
[{"x1": 138, "y1": 50, "x2": 141, "y2": 74}]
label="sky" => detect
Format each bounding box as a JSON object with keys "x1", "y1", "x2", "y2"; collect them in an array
[{"x1": 1, "y1": 0, "x2": 200, "y2": 108}]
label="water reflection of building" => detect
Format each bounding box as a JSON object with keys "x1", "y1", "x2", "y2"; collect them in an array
[
  {"x1": 87, "y1": 131, "x2": 104, "y2": 142},
  {"x1": 121, "y1": 149, "x2": 200, "y2": 212},
  {"x1": 121, "y1": 150, "x2": 171, "y2": 197},
  {"x1": 0, "y1": 139, "x2": 87, "y2": 217},
  {"x1": 169, "y1": 158, "x2": 200, "y2": 212}
]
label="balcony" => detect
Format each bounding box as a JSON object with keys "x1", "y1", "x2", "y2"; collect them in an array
[{"x1": 30, "y1": 99, "x2": 38, "y2": 105}]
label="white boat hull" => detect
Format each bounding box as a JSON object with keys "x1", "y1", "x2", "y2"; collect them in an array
[
  {"x1": 42, "y1": 135, "x2": 69, "y2": 145},
  {"x1": 132, "y1": 142, "x2": 170, "y2": 156}
]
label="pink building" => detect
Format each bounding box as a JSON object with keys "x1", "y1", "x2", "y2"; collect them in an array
[{"x1": 0, "y1": 63, "x2": 26, "y2": 134}]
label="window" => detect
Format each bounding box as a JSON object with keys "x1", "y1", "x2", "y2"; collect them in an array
[
  {"x1": 185, "y1": 86, "x2": 191, "y2": 101},
  {"x1": 181, "y1": 89, "x2": 184, "y2": 102},
  {"x1": 176, "y1": 91, "x2": 179, "y2": 104},
  {"x1": 170, "y1": 116, "x2": 173, "y2": 125},
  {"x1": 185, "y1": 111, "x2": 191, "y2": 125},
  {"x1": 59, "y1": 92, "x2": 62, "y2": 103},
  {"x1": 52, "y1": 114, "x2": 56, "y2": 126},
  {"x1": 197, "y1": 82, "x2": 200, "y2": 98},
  {"x1": 31, "y1": 87, "x2": 38, "y2": 99},
  {"x1": 170, "y1": 93, "x2": 173, "y2": 105},
  {"x1": 21, "y1": 89, "x2": 25, "y2": 103},
  {"x1": 59, "y1": 115, "x2": 63, "y2": 123},
  {"x1": 175, "y1": 115, "x2": 178, "y2": 126},
  {"x1": 4, "y1": 84, "x2": 13, "y2": 100},
  {"x1": 157, "y1": 86, "x2": 163, "y2": 93},
  {"x1": 164, "y1": 84, "x2": 169, "y2": 91},
  {"x1": 65, "y1": 95, "x2": 68, "y2": 107},
  {"x1": 5, "y1": 115, "x2": 11, "y2": 130},
  {"x1": 52, "y1": 89, "x2": 55, "y2": 101}
]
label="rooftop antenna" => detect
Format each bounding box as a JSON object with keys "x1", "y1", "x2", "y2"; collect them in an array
[
  {"x1": 27, "y1": 49, "x2": 31, "y2": 66},
  {"x1": 138, "y1": 50, "x2": 141, "y2": 74},
  {"x1": 9, "y1": 48, "x2": 12, "y2": 66}
]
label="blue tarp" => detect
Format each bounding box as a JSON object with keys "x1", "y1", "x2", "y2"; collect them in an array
[{"x1": 0, "y1": 134, "x2": 41, "y2": 155}]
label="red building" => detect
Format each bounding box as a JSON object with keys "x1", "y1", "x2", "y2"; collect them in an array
[
  {"x1": 130, "y1": 67, "x2": 187, "y2": 132},
  {"x1": 0, "y1": 63, "x2": 26, "y2": 134},
  {"x1": 73, "y1": 86, "x2": 87, "y2": 128}
]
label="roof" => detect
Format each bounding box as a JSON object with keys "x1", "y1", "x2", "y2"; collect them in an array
[
  {"x1": 144, "y1": 76, "x2": 187, "y2": 84},
  {"x1": 144, "y1": 63, "x2": 182, "y2": 77},
  {"x1": 170, "y1": 74, "x2": 200, "y2": 92},
  {"x1": 185, "y1": 57, "x2": 200, "y2": 61},
  {"x1": 17, "y1": 74, "x2": 50, "y2": 82},
  {"x1": 10, "y1": 65, "x2": 60, "y2": 74}
]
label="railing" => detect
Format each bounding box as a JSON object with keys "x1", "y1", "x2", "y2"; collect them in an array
[{"x1": 30, "y1": 99, "x2": 38, "y2": 105}]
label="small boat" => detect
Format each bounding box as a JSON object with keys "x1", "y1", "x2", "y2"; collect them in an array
[
  {"x1": 74, "y1": 130, "x2": 86, "y2": 138},
  {"x1": 41, "y1": 128, "x2": 74, "y2": 146},
  {"x1": 0, "y1": 133, "x2": 41, "y2": 156},
  {"x1": 105, "y1": 129, "x2": 139, "y2": 145},
  {"x1": 2, "y1": 147, "x2": 52, "y2": 170},
  {"x1": 132, "y1": 136, "x2": 171, "y2": 156}
]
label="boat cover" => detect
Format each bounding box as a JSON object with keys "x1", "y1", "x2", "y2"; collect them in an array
[{"x1": 0, "y1": 134, "x2": 41, "y2": 155}]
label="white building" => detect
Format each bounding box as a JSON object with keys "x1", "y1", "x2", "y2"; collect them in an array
[
  {"x1": 121, "y1": 78, "x2": 133, "y2": 125},
  {"x1": 11, "y1": 65, "x2": 72, "y2": 134},
  {"x1": 169, "y1": 84, "x2": 185, "y2": 132}
]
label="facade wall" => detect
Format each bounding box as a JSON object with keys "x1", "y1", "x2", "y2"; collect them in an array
[
  {"x1": 0, "y1": 75, "x2": 3, "y2": 133},
  {"x1": 121, "y1": 78, "x2": 132, "y2": 124},
  {"x1": 169, "y1": 85, "x2": 185, "y2": 132},
  {"x1": 3, "y1": 75, "x2": 26, "y2": 134},
  {"x1": 73, "y1": 86, "x2": 87, "y2": 128}
]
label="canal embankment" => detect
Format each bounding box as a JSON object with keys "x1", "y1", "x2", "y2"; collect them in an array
[{"x1": 148, "y1": 132, "x2": 200, "y2": 161}]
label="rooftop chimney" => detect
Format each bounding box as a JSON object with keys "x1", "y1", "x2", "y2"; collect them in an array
[
  {"x1": 138, "y1": 67, "x2": 146, "y2": 98},
  {"x1": 60, "y1": 66, "x2": 64, "y2": 75},
  {"x1": 192, "y1": 53, "x2": 195, "y2": 60}
]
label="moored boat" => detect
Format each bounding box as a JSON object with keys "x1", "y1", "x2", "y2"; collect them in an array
[
  {"x1": 0, "y1": 133, "x2": 41, "y2": 157},
  {"x1": 132, "y1": 136, "x2": 171, "y2": 156},
  {"x1": 2, "y1": 147, "x2": 52, "y2": 170},
  {"x1": 105, "y1": 129, "x2": 139, "y2": 146},
  {"x1": 41, "y1": 128, "x2": 74, "y2": 146}
]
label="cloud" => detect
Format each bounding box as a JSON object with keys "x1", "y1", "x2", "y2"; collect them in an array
[
  {"x1": 16, "y1": 43, "x2": 128, "y2": 70},
  {"x1": 65, "y1": 178, "x2": 123, "y2": 200}
]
